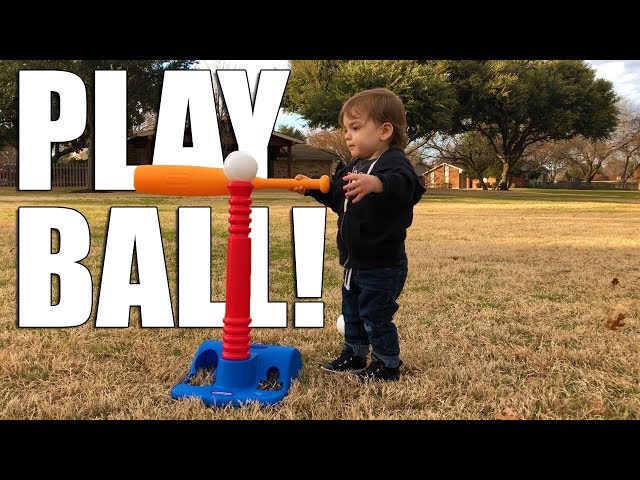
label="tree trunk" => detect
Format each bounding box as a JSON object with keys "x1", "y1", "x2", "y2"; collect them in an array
[
  {"x1": 621, "y1": 154, "x2": 631, "y2": 187},
  {"x1": 476, "y1": 172, "x2": 488, "y2": 190},
  {"x1": 498, "y1": 161, "x2": 510, "y2": 190}
]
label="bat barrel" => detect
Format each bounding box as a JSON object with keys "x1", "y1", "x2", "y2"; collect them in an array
[
  {"x1": 134, "y1": 165, "x2": 331, "y2": 196},
  {"x1": 134, "y1": 165, "x2": 229, "y2": 196}
]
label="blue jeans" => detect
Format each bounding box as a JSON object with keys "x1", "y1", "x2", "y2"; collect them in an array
[{"x1": 342, "y1": 259, "x2": 408, "y2": 368}]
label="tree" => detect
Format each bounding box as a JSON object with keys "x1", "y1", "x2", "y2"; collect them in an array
[
  {"x1": 562, "y1": 101, "x2": 639, "y2": 185},
  {"x1": 133, "y1": 111, "x2": 159, "y2": 132},
  {"x1": 562, "y1": 136, "x2": 623, "y2": 184},
  {"x1": 305, "y1": 126, "x2": 430, "y2": 169},
  {"x1": 619, "y1": 138, "x2": 640, "y2": 186},
  {"x1": 0, "y1": 60, "x2": 88, "y2": 162},
  {"x1": 282, "y1": 60, "x2": 456, "y2": 146},
  {"x1": 614, "y1": 101, "x2": 640, "y2": 186},
  {"x1": 200, "y1": 60, "x2": 251, "y2": 160},
  {"x1": 306, "y1": 128, "x2": 351, "y2": 167},
  {"x1": 436, "y1": 60, "x2": 619, "y2": 189},
  {"x1": 0, "y1": 60, "x2": 50, "y2": 149},
  {"x1": 405, "y1": 141, "x2": 431, "y2": 166},
  {"x1": 602, "y1": 155, "x2": 627, "y2": 180},
  {"x1": 428, "y1": 132, "x2": 500, "y2": 190},
  {"x1": 0, "y1": 59, "x2": 196, "y2": 188},
  {"x1": 522, "y1": 140, "x2": 572, "y2": 184},
  {"x1": 276, "y1": 124, "x2": 306, "y2": 141}
]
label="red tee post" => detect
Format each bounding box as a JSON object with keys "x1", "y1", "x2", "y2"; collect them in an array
[{"x1": 221, "y1": 180, "x2": 254, "y2": 360}]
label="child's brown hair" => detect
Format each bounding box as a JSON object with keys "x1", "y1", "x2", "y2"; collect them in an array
[{"x1": 338, "y1": 88, "x2": 409, "y2": 150}]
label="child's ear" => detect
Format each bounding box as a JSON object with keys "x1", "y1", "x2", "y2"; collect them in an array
[{"x1": 380, "y1": 122, "x2": 393, "y2": 141}]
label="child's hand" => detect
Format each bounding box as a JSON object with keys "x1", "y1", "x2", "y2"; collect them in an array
[
  {"x1": 292, "y1": 174, "x2": 310, "y2": 194},
  {"x1": 343, "y1": 173, "x2": 383, "y2": 203}
]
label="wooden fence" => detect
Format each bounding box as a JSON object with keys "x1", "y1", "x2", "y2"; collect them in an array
[
  {"x1": 1, "y1": 163, "x2": 88, "y2": 188},
  {"x1": 534, "y1": 180, "x2": 639, "y2": 190}
]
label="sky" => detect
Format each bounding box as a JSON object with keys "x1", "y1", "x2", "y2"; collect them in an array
[
  {"x1": 200, "y1": 60, "x2": 640, "y2": 131},
  {"x1": 585, "y1": 60, "x2": 640, "y2": 104}
]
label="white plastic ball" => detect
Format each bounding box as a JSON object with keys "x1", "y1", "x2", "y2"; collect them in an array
[
  {"x1": 224, "y1": 151, "x2": 258, "y2": 181},
  {"x1": 336, "y1": 314, "x2": 345, "y2": 335}
]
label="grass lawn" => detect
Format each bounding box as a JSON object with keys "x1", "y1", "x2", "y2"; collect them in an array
[{"x1": 1, "y1": 187, "x2": 639, "y2": 419}]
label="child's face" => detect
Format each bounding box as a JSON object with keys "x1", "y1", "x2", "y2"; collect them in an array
[{"x1": 342, "y1": 111, "x2": 392, "y2": 160}]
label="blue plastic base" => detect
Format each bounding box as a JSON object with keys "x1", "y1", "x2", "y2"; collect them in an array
[{"x1": 171, "y1": 340, "x2": 303, "y2": 407}]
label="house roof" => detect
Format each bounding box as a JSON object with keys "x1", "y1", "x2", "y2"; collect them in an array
[
  {"x1": 127, "y1": 128, "x2": 155, "y2": 140},
  {"x1": 272, "y1": 131, "x2": 305, "y2": 144},
  {"x1": 278, "y1": 144, "x2": 341, "y2": 162},
  {"x1": 424, "y1": 162, "x2": 465, "y2": 174}
]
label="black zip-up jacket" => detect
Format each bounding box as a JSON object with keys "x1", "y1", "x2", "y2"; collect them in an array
[{"x1": 307, "y1": 146, "x2": 426, "y2": 268}]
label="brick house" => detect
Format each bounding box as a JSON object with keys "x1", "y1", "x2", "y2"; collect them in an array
[
  {"x1": 424, "y1": 161, "x2": 549, "y2": 189},
  {"x1": 424, "y1": 162, "x2": 469, "y2": 189}
]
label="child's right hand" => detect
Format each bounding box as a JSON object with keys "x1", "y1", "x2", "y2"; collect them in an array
[{"x1": 292, "y1": 174, "x2": 310, "y2": 195}]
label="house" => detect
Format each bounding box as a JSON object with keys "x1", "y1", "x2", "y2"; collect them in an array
[
  {"x1": 422, "y1": 162, "x2": 506, "y2": 189},
  {"x1": 424, "y1": 162, "x2": 470, "y2": 189},
  {"x1": 509, "y1": 164, "x2": 551, "y2": 188},
  {"x1": 127, "y1": 126, "x2": 311, "y2": 178},
  {"x1": 274, "y1": 144, "x2": 341, "y2": 178}
]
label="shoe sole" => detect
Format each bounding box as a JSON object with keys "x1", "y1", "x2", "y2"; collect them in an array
[
  {"x1": 320, "y1": 365, "x2": 366, "y2": 374},
  {"x1": 351, "y1": 374, "x2": 400, "y2": 382},
  {"x1": 347, "y1": 361, "x2": 403, "y2": 382}
]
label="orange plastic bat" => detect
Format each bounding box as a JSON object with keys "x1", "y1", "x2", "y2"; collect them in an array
[{"x1": 134, "y1": 165, "x2": 330, "y2": 196}]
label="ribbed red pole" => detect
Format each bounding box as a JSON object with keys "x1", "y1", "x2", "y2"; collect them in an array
[{"x1": 221, "y1": 180, "x2": 254, "y2": 360}]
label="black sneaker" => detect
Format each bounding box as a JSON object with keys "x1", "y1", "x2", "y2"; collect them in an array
[
  {"x1": 320, "y1": 347, "x2": 367, "y2": 373},
  {"x1": 354, "y1": 359, "x2": 403, "y2": 382}
]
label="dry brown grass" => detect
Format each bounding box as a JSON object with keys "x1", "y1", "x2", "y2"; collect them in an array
[{"x1": 1, "y1": 187, "x2": 639, "y2": 419}]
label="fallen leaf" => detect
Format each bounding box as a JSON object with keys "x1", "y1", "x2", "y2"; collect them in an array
[
  {"x1": 611, "y1": 277, "x2": 619, "y2": 288},
  {"x1": 588, "y1": 399, "x2": 606, "y2": 414},
  {"x1": 495, "y1": 407, "x2": 520, "y2": 420},
  {"x1": 605, "y1": 311, "x2": 626, "y2": 330}
]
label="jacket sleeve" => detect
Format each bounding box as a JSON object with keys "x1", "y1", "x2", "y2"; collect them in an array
[
  {"x1": 372, "y1": 159, "x2": 426, "y2": 207},
  {"x1": 305, "y1": 164, "x2": 348, "y2": 214},
  {"x1": 306, "y1": 185, "x2": 334, "y2": 210}
]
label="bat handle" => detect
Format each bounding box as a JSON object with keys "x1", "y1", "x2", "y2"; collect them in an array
[
  {"x1": 253, "y1": 175, "x2": 330, "y2": 193},
  {"x1": 295, "y1": 175, "x2": 330, "y2": 193}
]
